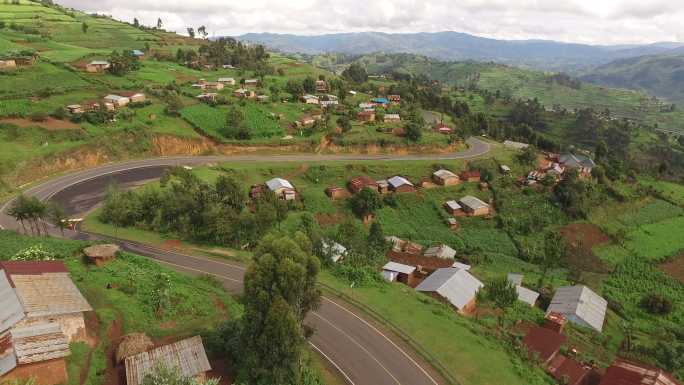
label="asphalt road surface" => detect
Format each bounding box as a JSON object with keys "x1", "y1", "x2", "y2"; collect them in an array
[{"x1": 0, "y1": 139, "x2": 491, "y2": 385}]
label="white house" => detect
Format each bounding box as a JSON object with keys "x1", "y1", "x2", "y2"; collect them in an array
[
  {"x1": 547, "y1": 285, "x2": 607, "y2": 332},
  {"x1": 415, "y1": 268, "x2": 483, "y2": 314},
  {"x1": 382, "y1": 262, "x2": 416, "y2": 282}
]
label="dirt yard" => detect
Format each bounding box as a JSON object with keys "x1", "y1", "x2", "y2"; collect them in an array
[
  {"x1": 660, "y1": 252, "x2": 684, "y2": 283},
  {"x1": 1, "y1": 117, "x2": 82, "y2": 131},
  {"x1": 559, "y1": 223, "x2": 611, "y2": 273}
]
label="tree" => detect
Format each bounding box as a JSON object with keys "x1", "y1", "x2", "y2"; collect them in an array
[
  {"x1": 405, "y1": 120, "x2": 422, "y2": 142},
  {"x1": 367, "y1": 221, "x2": 386, "y2": 252},
  {"x1": 186, "y1": 27, "x2": 195, "y2": 38},
  {"x1": 518, "y1": 145, "x2": 537, "y2": 166},
  {"x1": 302, "y1": 76, "x2": 316, "y2": 94},
  {"x1": 481, "y1": 276, "x2": 518, "y2": 326},
  {"x1": 157, "y1": 17, "x2": 163, "y2": 29},
  {"x1": 108, "y1": 50, "x2": 140, "y2": 76},
  {"x1": 336, "y1": 116, "x2": 352, "y2": 133},
  {"x1": 285, "y1": 80, "x2": 304, "y2": 100},
  {"x1": 133, "y1": 18, "x2": 139, "y2": 28},
  {"x1": 7, "y1": 195, "x2": 30, "y2": 234},
  {"x1": 350, "y1": 187, "x2": 381, "y2": 219},
  {"x1": 537, "y1": 231, "x2": 566, "y2": 289},
  {"x1": 640, "y1": 293, "x2": 673, "y2": 315},
  {"x1": 553, "y1": 169, "x2": 590, "y2": 218},
  {"x1": 595, "y1": 140, "x2": 608, "y2": 162},
  {"x1": 197, "y1": 25, "x2": 208, "y2": 39},
  {"x1": 221, "y1": 106, "x2": 251, "y2": 140},
  {"x1": 341, "y1": 63, "x2": 368, "y2": 83},
  {"x1": 237, "y1": 234, "x2": 321, "y2": 385},
  {"x1": 81, "y1": 22, "x2": 88, "y2": 34},
  {"x1": 48, "y1": 203, "x2": 68, "y2": 236},
  {"x1": 164, "y1": 94, "x2": 183, "y2": 116}
]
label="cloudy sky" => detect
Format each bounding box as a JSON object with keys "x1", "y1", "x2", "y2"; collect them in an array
[{"x1": 57, "y1": 0, "x2": 684, "y2": 45}]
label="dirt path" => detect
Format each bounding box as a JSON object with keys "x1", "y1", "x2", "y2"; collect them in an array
[{"x1": 105, "y1": 315, "x2": 124, "y2": 385}]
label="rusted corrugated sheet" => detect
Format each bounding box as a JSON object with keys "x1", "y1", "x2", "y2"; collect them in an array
[
  {"x1": 600, "y1": 359, "x2": 681, "y2": 385},
  {"x1": 11, "y1": 323, "x2": 70, "y2": 364},
  {"x1": 0, "y1": 261, "x2": 68, "y2": 278},
  {"x1": 125, "y1": 336, "x2": 211, "y2": 385},
  {"x1": 0, "y1": 331, "x2": 17, "y2": 376},
  {"x1": 0, "y1": 270, "x2": 25, "y2": 331},
  {"x1": 11, "y1": 272, "x2": 92, "y2": 318}
]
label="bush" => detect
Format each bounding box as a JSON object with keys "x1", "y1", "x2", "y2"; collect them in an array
[
  {"x1": 640, "y1": 293, "x2": 673, "y2": 315},
  {"x1": 11, "y1": 245, "x2": 57, "y2": 261},
  {"x1": 29, "y1": 111, "x2": 48, "y2": 122}
]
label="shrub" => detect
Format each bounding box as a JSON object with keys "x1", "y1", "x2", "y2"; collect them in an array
[
  {"x1": 29, "y1": 111, "x2": 48, "y2": 122},
  {"x1": 11, "y1": 245, "x2": 56, "y2": 261},
  {"x1": 640, "y1": 293, "x2": 673, "y2": 315}
]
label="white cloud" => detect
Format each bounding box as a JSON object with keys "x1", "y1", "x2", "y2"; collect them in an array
[{"x1": 56, "y1": 0, "x2": 684, "y2": 44}]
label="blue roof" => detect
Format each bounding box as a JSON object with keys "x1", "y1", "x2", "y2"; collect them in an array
[{"x1": 372, "y1": 98, "x2": 389, "y2": 104}]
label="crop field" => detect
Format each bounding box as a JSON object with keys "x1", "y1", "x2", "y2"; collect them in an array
[
  {"x1": 0, "y1": 62, "x2": 91, "y2": 97},
  {"x1": 642, "y1": 178, "x2": 684, "y2": 206}
]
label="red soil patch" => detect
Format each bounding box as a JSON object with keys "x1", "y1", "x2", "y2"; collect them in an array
[
  {"x1": 559, "y1": 223, "x2": 611, "y2": 273},
  {"x1": 315, "y1": 213, "x2": 345, "y2": 227},
  {"x1": 2, "y1": 359, "x2": 68, "y2": 385},
  {"x1": 105, "y1": 317, "x2": 125, "y2": 385},
  {"x1": 660, "y1": 252, "x2": 684, "y2": 284},
  {"x1": 1, "y1": 117, "x2": 81, "y2": 131},
  {"x1": 162, "y1": 239, "x2": 183, "y2": 250},
  {"x1": 207, "y1": 358, "x2": 235, "y2": 385}
]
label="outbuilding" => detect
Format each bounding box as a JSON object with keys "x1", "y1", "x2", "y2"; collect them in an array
[
  {"x1": 349, "y1": 176, "x2": 378, "y2": 194},
  {"x1": 423, "y1": 244, "x2": 457, "y2": 260},
  {"x1": 387, "y1": 176, "x2": 415, "y2": 193},
  {"x1": 382, "y1": 262, "x2": 417, "y2": 286},
  {"x1": 103, "y1": 94, "x2": 130, "y2": 108},
  {"x1": 125, "y1": 336, "x2": 211, "y2": 385},
  {"x1": 433, "y1": 169, "x2": 460, "y2": 186},
  {"x1": 546, "y1": 285, "x2": 607, "y2": 332},
  {"x1": 415, "y1": 268, "x2": 483, "y2": 314},
  {"x1": 458, "y1": 196, "x2": 491, "y2": 216},
  {"x1": 265, "y1": 178, "x2": 296, "y2": 201}
]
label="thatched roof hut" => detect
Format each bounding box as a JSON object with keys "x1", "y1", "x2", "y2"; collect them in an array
[{"x1": 116, "y1": 333, "x2": 154, "y2": 364}]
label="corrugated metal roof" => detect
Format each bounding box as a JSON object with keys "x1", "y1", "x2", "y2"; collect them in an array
[
  {"x1": 266, "y1": 178, "x2": 294, "y2": 192},
  {"x1": 459, "y1": 196, "x2": 489, "y2": 211},
  {"x1": 10, "y1": 273, "x2": 92, "y2": 318},
  {"x1": 125, "y1": 336, "x2": 211, "y2": 385},
  {"x1": 452, "y1": 262, "x2": 471, "y2": 270},
  {"x1": 382, "y1": 262, "x2": 416, "y2": 275},
  {"x1": 0, "y1": 331, "x2": 17, "y2": 376},
  {"x1": 12, "y1": 323, "x2": 70, "y2": 364},
  {"x1": 560, "y1": 153, "x2": 595, "y2": 169},
  {"x1": 322, "y1": 241, "x2": 347, "y2": 263},
  {"x1": 445, "y1": 200, "x2": 461, "y2": 211},
  {"x1": 433, "y1": 169, "x2": 458, "y2": 179},
  {"x1": 600, "y1": 359, "x2": 681, "y2": 385},
  {"x1": 0, "y1": 270, "x2": 24, "y2": 331},
  {"x1": 507, "y1": 273, "x2": 524, "y2": 286},
  {"x1": 416, "y1": 268, "x2": 483, "y2": 310},
  {"x1": 522, "y1": 326, "x2": 566, "y2": 363},
  {"x1": 423, "y1": 245, "x2": 456, "y2": 259},
  {"x1": 388, "y1": 176, "x2": 413, "y2": 188},
  {"x1": 0, "y1": 261, "x2": 68, "y2": 278},
  {"x1": 516, "y1": 286, "x2": 540, "y2": 306},
  {"x1": 547, "y1": 285, "x2": 607, "y2": 332}
]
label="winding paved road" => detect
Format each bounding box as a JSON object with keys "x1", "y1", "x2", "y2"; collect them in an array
[{"x1": 0, "y1": 138, "x2": 491, "y2": 385}]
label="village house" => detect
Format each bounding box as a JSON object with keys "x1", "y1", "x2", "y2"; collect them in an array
[
  {"x1": 382, "y1": 262, "x2": 417, "y2": 286},
  {"x1": 388, "y1": 176, "x2": 415, "y2": 193},
  {"x1": 222, "y1": 64, "x2": 235, "y2": 69},
  {"x1": 234, "y1": 88, "x2": 256, "y2": 99},
  {"x1": 302, "y1": 94, "x2": 320, "y2": 104},
  {"x1": 423, "y1": 244, "x2": 457, "y2": 259},
  {"x1": 322, "y1": 241, "x2": 347, "y2": 263},
  {"x1": 446, "y1": 217, "x2": 460, "y2": 231},
  {"x1": 376, "y1": 179, "x2": 390, "y2": 194},
  {"x1": 130, "y1": 49, "x2": 145, "y2": 59},
  {"x1": 119, "y1": 91, "x2": 146, "y2": 104},
  {"x1": 325, "y1": 186, "x2": 346, "y2": 200},
  {"x1": 82, "y1": 100, "x2": 101, "y2": 111},
  {"x1": 460, "y1": 170, "x2": 481, "y2": 183},
  {"x1": 458, "y1": 196, "x2": 491, "y2": 216},
  {"x1": 386, "y1": 236, "x2": 424, "y2": 255},
  {"x1": 85, "y1": 60, "x2": 110, "y2": 73},
  {"x1": 296, "y1": 115, "x2": 317, "y2": 127},
  {"x1": 599, "y1": 359, "x2": 682, "y2": 385},
  {"x1": 315, "y1": 80, "x2": 328, "y2": 92},
  {"x1": 383, "y1": 113, "x2": 401, "y2": 123},
  {"x1": 500, "y1": 165, "x2": 511, "y2": 175},
  {"x1": 507, "y1": 273, "x2": 539, "y2": 306},
  {"x1": 0, "y1": 59, "x2": 17, "y2": 70},
  {"x1": 416, "y1": 268, "x2": 484, "y2": 314},
  {"x1": 125, "y1": 336, "x2": 211, "y2": 385},
  {"x1": 244, "y1": 79, "x2": 259, "y2": 88},
  {"x1": 103, "y1": 94, "x2": 130, "y2": 108},
  {"x1": 435, "y1": 122, "x2": 453, "y2": 134},
  {"x1": 218, "y1": 77, "x2": 236, "y2": 85},
  {"x1": 357, "y1": 110, "x2": 376, "y2": 122},
  {"x1": 319, "y1": 95, "x2": 339, "y2": 108},
  {"x1": 433, "y1": 169, "x2": 460, "y2": 186},
  {"x1": 547, "y1": 285, "x2": 607, "y2": 332},
  {"x1": 204, "y1": 81, "x2": 224, "y2": 91},
  {"x1": 66, "y1": 104, "x2": 83, "y2": 114},
  {"x1": 265, "y1": 178, "x2": 296, "y2": 201},
  {"x1": 348, "y1": 176, "x2": 378, "y2": 194},
  {"x1": 371, "y1": 97, "x2": 389, "y2": 106},
  {"x1": 196, "y1": 93, "x2": 218, "y2": 103},
  {"x1": 560, "y1": 153, "x2": 596, "y2": 175},
  {"x1": 546, "y1": 355, "x2": 593, "y2": 385},
  {"x1": 358, "y1": 102, "x2": 375, "y2": 110},
  {"x1": 388, "y1": 94, "x2": 401, "y2": 104},
  {"x1": 444, "y1": 200, "x2": 463, "y2": 216}
]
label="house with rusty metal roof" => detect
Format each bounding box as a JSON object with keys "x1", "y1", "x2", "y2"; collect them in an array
[
  {"x1": 599, "y1": 359, "x2": 681, "y2": 385},
  {"x1": 546, "y1": 285, "x2": 607, "y2": 332},
  {"x1": 522, "y1": 326, "x2": 566, "y2": 365},
  {"x1": 125, "y1": 336, "x2": 211, "y2": 385}
]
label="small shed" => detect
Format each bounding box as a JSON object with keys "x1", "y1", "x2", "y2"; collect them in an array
[
  {"x1": 302, "y1": 94, "x2": 319, "y2": 104},
  {"x1": 349, "y1": 176, "x2": 378, "y2": 194},
  {"x1": 432, "y1": 169, "x2": 460, "y2": 186},
  {"x1": 516, "y1": 286, "x2": 540, "y2": 306},
  {"x1": 445, "y1": 217, "x2": 460, "y2": 231},
  {"x1": 452, "y1": 261, "x2": 471, "y2": 271},
  {"x1": 376, "y1": 180, "x2": 389, "y2": 194},
  {"x1": 83, "y1": 244, "x2": 120, "y2": 267},
  {"x1": 120, "y1": 91, "x2": 146, "y2": 103},
  {"x1": 500, "y1": 165, "x2": 511, "y2": 174},
  {"x1": 0, "y1": 59, "x2": 17, "y2": 69},
  {"x1": 85, "y1": 60, "x2": 110, "y2": 73},
  {"x1": 103, "y1": 94, "x2": 130, "y2": 108},
  {"x1": 244, "y1": 79, "x2": 258, "y2": 88},
  {"x1": 125, "y1": 336, "x2": 211, "y2": 385},
  {"x1": 66, "y1": 104, "x2": 83, "y2": 114},
  {"x1": 204, "y1": 82, "x2": 224, "y2": 90},
  {"x1": 383, "y1": 114, "x2": 401, "y2": 123},
  {"x1": 266, "y1": 178, "x2": 296, "y2": 200},
  {"x1": 382, "y1": 262, "x2": 416, "y2": 286},
  {"x1": 507, "y1": 273, "x2": 524, "y2": 286},
  {"x1": 459, "y1": 170, "x2": 481, "y2": 183},
  {"x1": 325, "y1": 186, "x2": 346, "y2": 200},
  {"x1": 415, "y1": 268, "x2": 483, "y2": 314},
  {"x1": 387, "y1": 176, "x2": 415, "y2": 193},
  {"x1": 423, "y1": 244, "x2": 457, "y2": 260},
  {"x1": 218, "y1": 77, "x2": 236, "y2": 85},
  {"x1": 385, "y1": 236, "x2": 423, "y2": 255},
  {"x1": 357, "y1": 110, "x2": 376, "y2": 122},
  {"x1": 444, "y1": 200, "x2": 463, "y2": 215}
]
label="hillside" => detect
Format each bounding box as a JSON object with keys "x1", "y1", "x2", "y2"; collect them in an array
[
  {"x1": 240, "y1": 31, "x2": 683, "y2": 72},
  {"x1": 581, "y1": 53, "x2": 684, "y2": 104}
]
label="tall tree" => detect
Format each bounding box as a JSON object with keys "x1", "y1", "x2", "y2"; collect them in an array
[
  {"x1": 186, "y1": 27, "x2": 195, "y2": 38},
  {"x1": 350, "y1": 187, "x2": 381, "y2": 219},
  {"x1": 81, "y1": 22, "x2": 88, "y2": 34},
  {"x1": 238, "y1": 233, "x2": 321, "y2": 385},
  {"x1": 133, "y1": 18, "x2": 139, "y2": 28},
  {"x1": 156, "y1": 17, "x2": 163, "y2": 29},
  {"x1": 537, "y1": 231, "x2": 567, "y2": 289},
  {"x1": 48, "y1": 202, "x2": 68, "y2": 236}
]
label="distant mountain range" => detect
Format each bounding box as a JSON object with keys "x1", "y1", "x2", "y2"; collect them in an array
[{"x1": 238, "y1": 31, "x2": 684, "y2": 73}]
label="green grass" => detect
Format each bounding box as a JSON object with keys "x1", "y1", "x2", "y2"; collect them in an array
[
  {"x1": 0, "y1": 62, "x2": 90, "y2": 97},
  {"x1": 319, "y1": 271, "x2": 552, "y2": 385}
]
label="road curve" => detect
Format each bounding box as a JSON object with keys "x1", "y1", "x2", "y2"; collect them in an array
[{"x1": 0, "y1": 140, "x2": 490, "y2": 385}]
